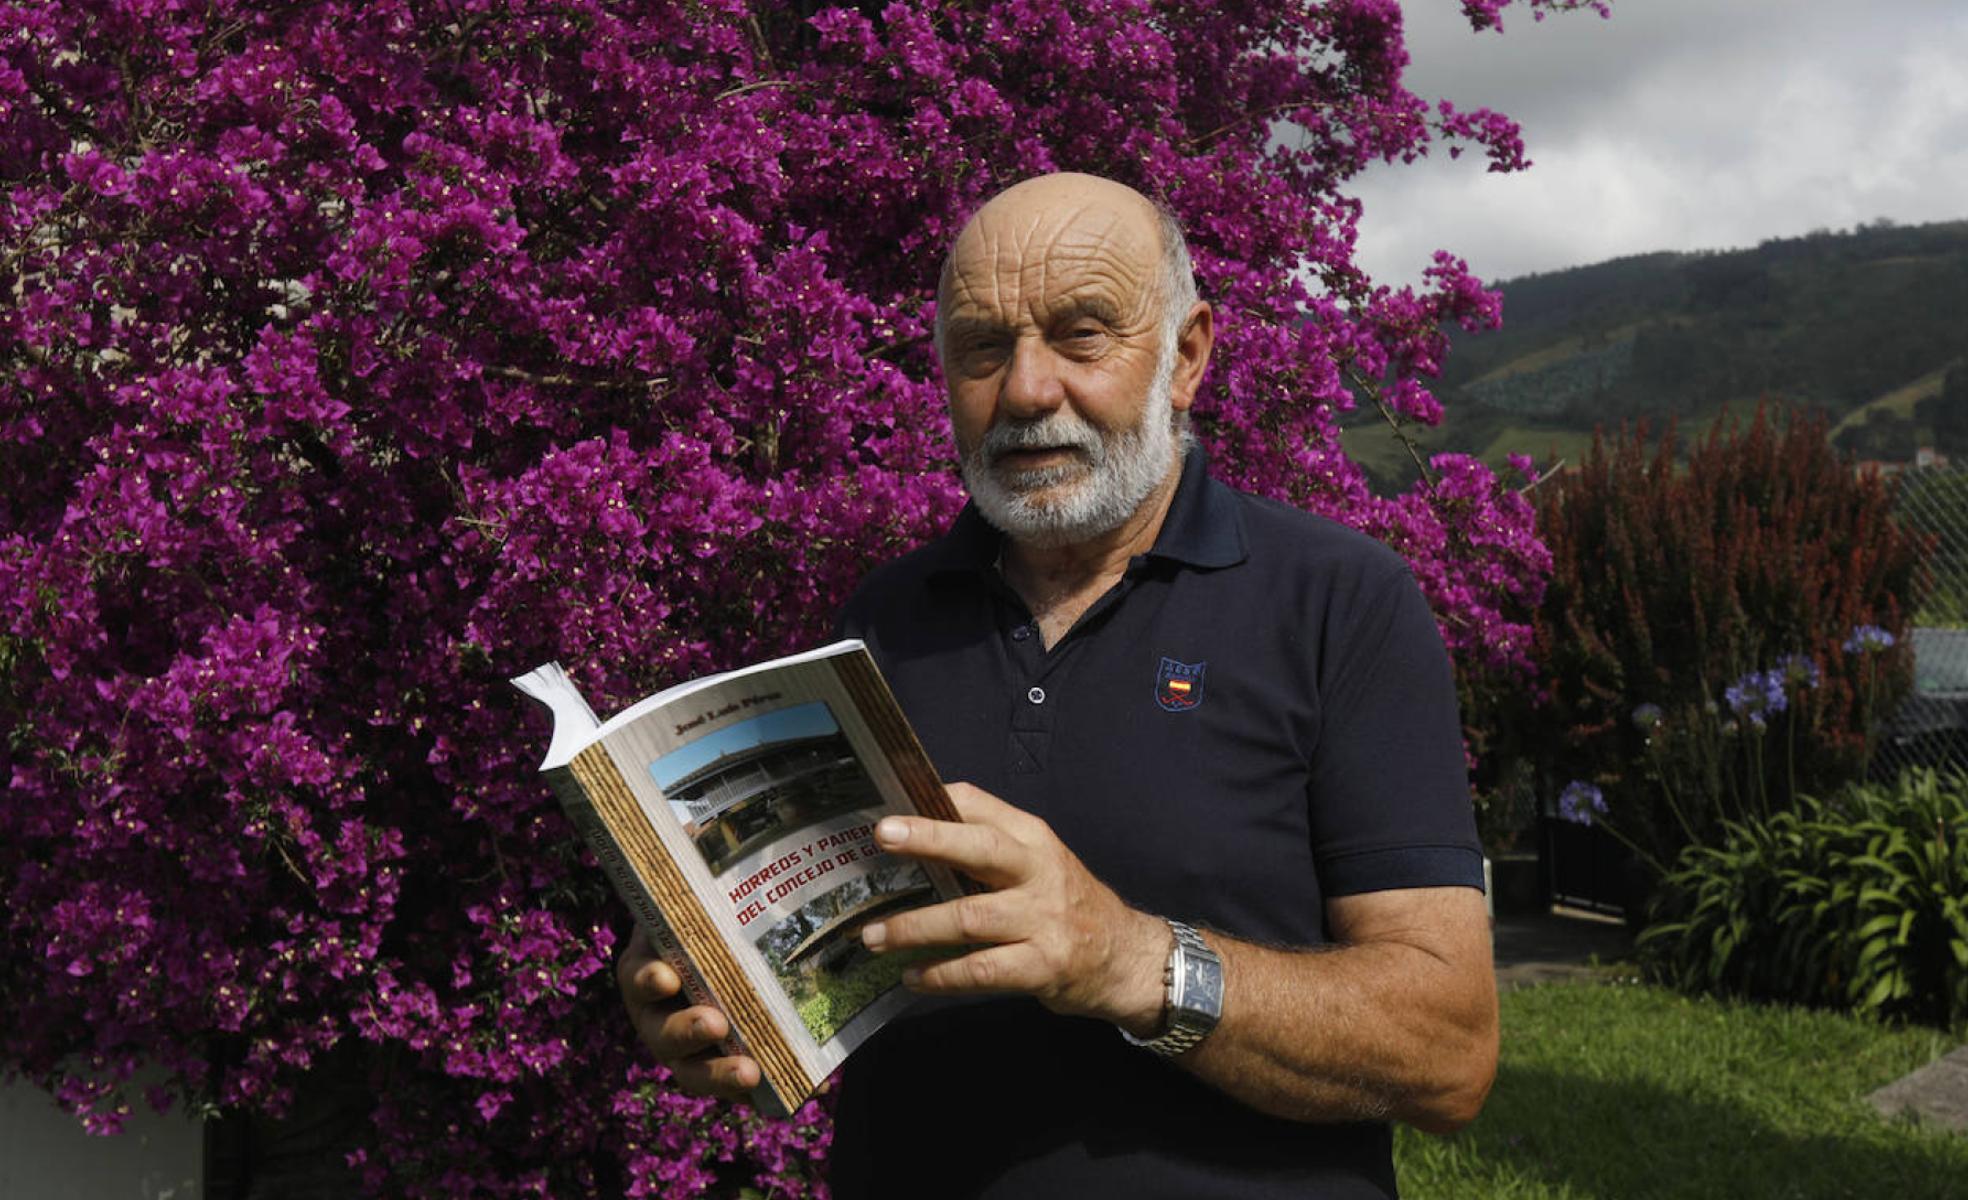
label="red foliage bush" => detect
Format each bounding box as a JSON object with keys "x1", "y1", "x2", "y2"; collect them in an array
[{"x1": 1522, "y1": 405, "x2": 1924, "y2": 870}]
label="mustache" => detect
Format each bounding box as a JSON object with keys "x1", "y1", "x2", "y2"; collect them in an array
[{"x1": 979, "y1": 414, "x2": 1105, "y2": 466}]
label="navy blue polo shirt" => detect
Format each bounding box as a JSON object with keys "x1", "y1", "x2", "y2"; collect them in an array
[{"x1": 829, "y1": 448, "x2": 1483, "y2": 1199}]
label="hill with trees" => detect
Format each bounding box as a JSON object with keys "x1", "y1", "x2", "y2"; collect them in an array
[{"x1": 1344, "y1": 218, "x2": 1968, "y2": 490}]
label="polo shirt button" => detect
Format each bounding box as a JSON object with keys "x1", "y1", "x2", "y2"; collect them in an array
[
  {"x1": 1011, "y1": 624, "x2": 1031, "y2": 641},
  {"x1": 1026, "y1": 686, "x2": 1046, "y2": 705}
]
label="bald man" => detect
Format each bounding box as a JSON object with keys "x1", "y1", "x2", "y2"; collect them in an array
[{"x1": 620, "y1": 173, "x2": 1497, "y2": 1198}]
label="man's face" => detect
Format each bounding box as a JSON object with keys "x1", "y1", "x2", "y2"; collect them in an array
[{"x1": 937, "y1": 185, "x2": 1182, "y2": 547}]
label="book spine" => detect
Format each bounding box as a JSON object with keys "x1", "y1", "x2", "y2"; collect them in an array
[
  {"x1": 566, "y1": 745, "x2": 814, "y2": 1114},
  {"x1": 831, "y1": 648, "x2": 960, "y2": 823},
  {"x1": 543, "y1": 766, "x2": 724, "y2": 1020}
]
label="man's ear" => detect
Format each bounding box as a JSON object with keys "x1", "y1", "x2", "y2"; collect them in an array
[{"x1": 1169, "y1": 302, "x2": 1215, "y2": 413}]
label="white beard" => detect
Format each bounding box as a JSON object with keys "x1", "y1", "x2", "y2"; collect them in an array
[{"x1": 958, "y1": 346, "x2": 1180, "y2": 548}]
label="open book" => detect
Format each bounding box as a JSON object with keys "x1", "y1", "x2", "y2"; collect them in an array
[{"x1": 512, "y1": 640, "x2": 962, "y2": 1114}]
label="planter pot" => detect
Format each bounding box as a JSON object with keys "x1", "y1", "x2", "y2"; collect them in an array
[{"x1": 1488, "y1": 851, "x2": 1546, "y2": 917}]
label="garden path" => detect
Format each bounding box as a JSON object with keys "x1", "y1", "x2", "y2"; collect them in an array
[
  {"x1": 1492, "y1": 905, "x2": 1632, "y2": 990},
  {"x1": 1867, "y1": 1046, "x2": 1968, "y2": 1134}
]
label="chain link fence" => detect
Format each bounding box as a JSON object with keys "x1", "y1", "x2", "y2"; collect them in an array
[{"x1": 1875, "y1": 465, "x2": 1968, "y2": 779}]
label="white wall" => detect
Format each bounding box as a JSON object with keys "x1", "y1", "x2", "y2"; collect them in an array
[{"x1": 0, "y1": 1077, "x2": 202, "y2": 1200}]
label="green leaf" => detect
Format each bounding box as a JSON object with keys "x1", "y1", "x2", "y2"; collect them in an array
[{"x1": 1855, "y1": 913, "x2": 1900, "y2": 941}]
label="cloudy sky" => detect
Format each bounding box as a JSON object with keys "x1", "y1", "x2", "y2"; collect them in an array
[{"x1": 1349, "y1": 0, "x2": 1968, "y2": 290}]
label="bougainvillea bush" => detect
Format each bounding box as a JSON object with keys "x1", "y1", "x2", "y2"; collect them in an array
[{"x1": 1, "y1": 1, "x2": 1597, "y2": 1193}]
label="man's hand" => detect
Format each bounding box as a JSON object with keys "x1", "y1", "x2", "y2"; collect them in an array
[
  {"x1": 854, "y1": 785, "x2": 1497, "y2": 1130},
  {"x1": 857, "y1": 781, "x2": 1170, "y2": 1035},
  {"x1": 615, "y1": 924, "x2": 760, "y2": 1100}
]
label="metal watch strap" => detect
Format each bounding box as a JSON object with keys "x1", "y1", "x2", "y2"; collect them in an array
[{"x1": 1120, "y1": 918, "x2": 1222, "y2": 1058}]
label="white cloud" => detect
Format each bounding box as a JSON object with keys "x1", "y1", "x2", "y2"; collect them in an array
[{"x1": 1350, "y1": 0, "x2": 1968, "y2": 288}]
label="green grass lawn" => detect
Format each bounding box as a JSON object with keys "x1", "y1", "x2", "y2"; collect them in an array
[{"x1": 1396, "y1": 980, "x2": 1967, "y2": 1199}]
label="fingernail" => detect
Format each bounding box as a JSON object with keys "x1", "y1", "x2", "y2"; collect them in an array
[
  {"x1": 875, "y1": 817, "x2": 907, "y2": 846},
  {"x1": 861, "y1": 922, "x2": 887, "y2": 950}
]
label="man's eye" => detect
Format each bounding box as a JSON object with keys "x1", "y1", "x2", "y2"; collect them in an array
[{"x1": 957, "y1": 341, "x2": 1009, "y2": 371}]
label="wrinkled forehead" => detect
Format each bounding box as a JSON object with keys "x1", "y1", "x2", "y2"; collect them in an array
[{"x1": 941, "y1": 197, "x2": 1162, "y2": 328}]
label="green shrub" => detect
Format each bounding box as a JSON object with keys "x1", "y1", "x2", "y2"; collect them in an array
[{"x1": 1639, "y1": 769, "x2": 1968, "y2": 1029}]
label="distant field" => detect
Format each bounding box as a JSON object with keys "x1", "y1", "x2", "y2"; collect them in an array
[
  {"x1": 1339, "y1": 397, "x2": 1771, "y2": 491},
  {"x1": 1338, "y1": 416, "x2": 1431, "y2": 484},
  {"x1": 1464, "y1": 320, "x2": 1650, "y2": 390},
  {"x1": 1477, "y1": 426, "x2": 1598, "y2": 471},
  {"x1": 1831, "y1": 365, "x2": 1954, "y2": 438},
  {"x1": 1465, "y1": 335, "x2": 1594, "y2": 389},
  {"x1": 1473, "y1": 410, "x2": 1734, "y2": 474}
]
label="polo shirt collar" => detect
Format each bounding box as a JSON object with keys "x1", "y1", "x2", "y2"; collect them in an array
[
  {"x1": 1144, "y1": 444, "x2": 1248, "y2": 569},
  {"x1": 925, "y1": 445, "x2": 1248, "y2": 579}
]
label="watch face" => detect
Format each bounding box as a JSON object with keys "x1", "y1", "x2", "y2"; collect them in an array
[{"x1": 1179, "y1": 952, "x2": 1223, "y2": 1019}]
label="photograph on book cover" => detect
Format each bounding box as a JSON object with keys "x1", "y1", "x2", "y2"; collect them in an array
[{"x1": 648, "y1": 699, "x2": 938, "y2": 1046}]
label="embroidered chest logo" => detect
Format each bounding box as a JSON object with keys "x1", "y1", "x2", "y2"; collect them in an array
[{"x1": 1155, "y1": 657, "x2": 1207, "y2": 713}]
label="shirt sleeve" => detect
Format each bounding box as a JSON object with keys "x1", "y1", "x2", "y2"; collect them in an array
[{"x1": 1305, "y1": 564, "x2": 1485, "y2": 897}]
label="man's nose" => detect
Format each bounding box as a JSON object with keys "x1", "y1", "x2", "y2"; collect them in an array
[{"x1": 999, "y1": 335, "x2": 1066, "y2": 421}]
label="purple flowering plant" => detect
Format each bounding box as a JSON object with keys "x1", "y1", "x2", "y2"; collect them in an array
[
  {"x1": 1723, "y1": 668, "x2": 1787, "y2": 732},
  {"x1": 1777, "y1": 653, "x2": 1823, "y2": 691},
  {"x1": 1842, "y1": 624, "x2": 1899, "y2": 766},
  {"x1": 1844, "y1": 625, "x2": 1897, "y2": 655},
  {"x1": 1, "y1": 1, "x2": 1607, "y2": 1192},
  {"x1": 1629, "y1": 646, "x2": 1867, "y2": 874},
  {"x1": 1556, "y1": 780, "x2": 1608, "y2": 827},
  {"x1": 1554, "y1": 775, "x2": 1674, "y2": 881}
]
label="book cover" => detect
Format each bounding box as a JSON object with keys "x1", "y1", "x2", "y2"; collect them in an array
[{"x1": 513, "y1": 640, "x2": 961, "y2": 1113}]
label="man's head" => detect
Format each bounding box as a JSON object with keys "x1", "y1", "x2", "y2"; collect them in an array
[{"x1": 934, "y1": 173, "x2": 1213, "y2": 547}]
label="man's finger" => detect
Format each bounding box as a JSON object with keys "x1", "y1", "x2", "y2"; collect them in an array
[
  {"x1": 667, "y1": 1053, "x2": 763, "y2": 1101},
  {"x1": 874, "y1": 812, "x2": 1026, "y2": 884},
  {"x1": 944, "y1": 781, "x2": 1041, "y2": 831},
  {"x1": 863, "y1": 891, "x2": 1015, "y2": 953},
  {"x1": 622, "y1": 954, "x2": 684, "y2": 1006},
  {"x1": 903, "y1": 943, "x2": 1045, "y2": 996},
  {"x1": 642, "y1": 1003, "x2": 733, "y2": 1061},
  {"x1": 616, "y1": 925, "x2": 668, "y2": 998}
]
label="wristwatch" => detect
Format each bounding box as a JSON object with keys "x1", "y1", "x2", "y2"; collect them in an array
[{"x1": 1120, "y1": 918, "x2": 1223, "y2": 1058}]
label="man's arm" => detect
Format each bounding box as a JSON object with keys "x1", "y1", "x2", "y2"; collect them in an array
[
  {"x1": 1184, "y1": 887, "x2": 1497, "y2": 1130},
  {"x1": 861, "y1": 783, "x2": 1499, "y2": 1132}
]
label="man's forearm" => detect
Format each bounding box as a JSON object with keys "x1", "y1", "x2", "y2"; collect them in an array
[
  {"x1": 1173, "y1": 891, "x2": 1498, "y2": 1132},
  {"x1": 862, "y1": 793, "x2": 1498, "y2": 1132}
]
